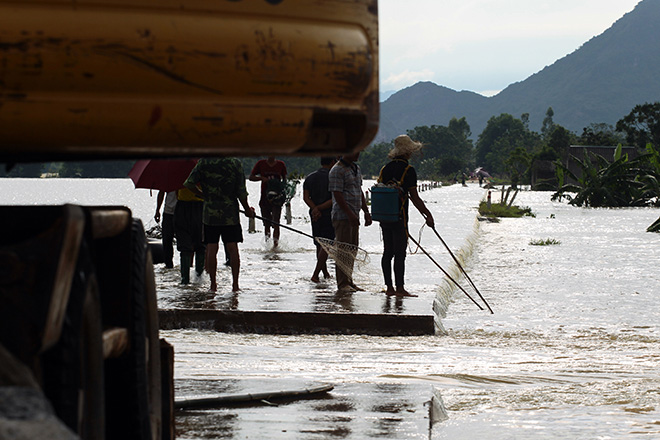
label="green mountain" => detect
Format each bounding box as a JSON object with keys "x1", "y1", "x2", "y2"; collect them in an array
[{"x1": 378, "y1": 0, "x2": 660, "y2": 142}]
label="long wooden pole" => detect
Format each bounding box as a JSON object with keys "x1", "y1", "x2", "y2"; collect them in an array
[
  {"x1": 407, "y1": 233, "x2": 484, "y2": 311},
  {"x1": 430, "y1": 226, "x2": 493, "y2": 314}
]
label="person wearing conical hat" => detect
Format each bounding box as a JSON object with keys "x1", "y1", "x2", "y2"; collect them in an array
[{"x1": 377, "y1": 135, "x2": 434, "y2": 297}]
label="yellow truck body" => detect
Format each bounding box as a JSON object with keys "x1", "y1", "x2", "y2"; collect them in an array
[
  {"x1": 0, "y1": 3, "x2": 379, "y2": 438},
  {"x1": 0, "y1": 0, "x2": 378, "y2": 161}
]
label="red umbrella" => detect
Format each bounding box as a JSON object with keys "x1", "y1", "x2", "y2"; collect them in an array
[
  {"x1": 474, "y1": 167, "x2": 491, "y2": 178},
  {"x1": 128, "y1": 159, "x2": 198, "y2": 192}
]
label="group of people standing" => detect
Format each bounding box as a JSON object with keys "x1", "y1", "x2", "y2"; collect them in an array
[
  {"x1": 303, "y1": 135, "x2": 434, "y2": 296},
  {"x1": 153, "y1": 134, "x2": 435, "y2": 296},
  {"x1": 154, "y1": 157, "x2": 286, "y2": 292}
]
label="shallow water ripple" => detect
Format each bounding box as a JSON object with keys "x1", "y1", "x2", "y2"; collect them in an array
[{"x1": 4, "y1": 179, "x2": 659, "y2": 439}]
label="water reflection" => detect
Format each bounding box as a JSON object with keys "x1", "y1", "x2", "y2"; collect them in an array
[
  {"x1": 382, "y1": 295, "x2": 405, "y2": 313},
  {"x1": 332, "y1": 290, "x2": 355, "y2": 312},
  {"x1": 172, "y1": 288, "x2": 217, "y2": 309},
  {"x1": 6, "y1": 179, "x2": 658, "y2": 438},
  {"x1": 214, "y1": 292, "x2": 239, "y2": 310}
]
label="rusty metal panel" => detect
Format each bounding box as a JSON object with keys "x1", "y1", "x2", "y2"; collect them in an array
[{"x1": 0, "y1": 0, "x2": 378, "y2": 160}]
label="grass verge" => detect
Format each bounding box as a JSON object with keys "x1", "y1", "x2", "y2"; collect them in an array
[{"x1": 478, "y1": 201, "x2": 535, "y2": 219}]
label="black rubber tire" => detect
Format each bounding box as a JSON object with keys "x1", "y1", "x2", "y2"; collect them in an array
[
  {"x1": 41, "y1": 242, "x2": 105, "y2": 440},
  {"x1": 79, "y1": 276, "x2": 106, "y2": 440},
  {"x1": 104, "y1": 219, "x2": 160, "y2": 440},
  {"x1": 144, "y1": 248, "x2": 162, "y2": 438}
]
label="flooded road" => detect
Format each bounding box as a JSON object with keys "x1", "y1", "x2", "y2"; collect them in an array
[{"x1": 3, "y1": 178, "x2": 659, "y2": 438}]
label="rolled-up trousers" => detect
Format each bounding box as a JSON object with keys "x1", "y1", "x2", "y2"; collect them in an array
[{"x1": 332, "y1": 219, "x2": 359, "y2": 289}]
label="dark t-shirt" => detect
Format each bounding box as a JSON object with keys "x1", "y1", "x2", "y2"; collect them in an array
[
  {"x1": 378, "y1": 157, "x2": 417, "y2": 219},
  {"x1": 303, "y1": 167, "x2": 332, "y2": 220},
  {"x1": 303, "y1": 167, "x2": 335, "y2": 239}
]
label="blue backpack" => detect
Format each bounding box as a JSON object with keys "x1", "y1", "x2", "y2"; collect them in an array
[{"x1": 371, "y1": 164, "x2": 411, "y2": 222}]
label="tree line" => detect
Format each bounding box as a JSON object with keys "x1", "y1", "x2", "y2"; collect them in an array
[
  {"x1": 4, "y1": 102, "x2": 659, "y2": 193},
  {"x1": 379, "y1": 102, "x2": 659, "y2": 188}
]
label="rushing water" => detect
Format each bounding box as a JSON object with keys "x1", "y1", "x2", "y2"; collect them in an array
[{"x1": 3, "y1": 178, "x2": 659, "y2": 439}]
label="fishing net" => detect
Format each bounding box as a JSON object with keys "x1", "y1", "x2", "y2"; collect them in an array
[
  {"x1": 145, "y1": 224, "x2": 162, "y2": 239},
  {"x1": 315, "y1": 237, "x2": 370, "y2": 280}
]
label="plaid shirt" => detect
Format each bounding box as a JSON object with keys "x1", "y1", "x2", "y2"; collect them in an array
[{"x1": 329, "y1": 159, "x2": 363, "y2": 221}]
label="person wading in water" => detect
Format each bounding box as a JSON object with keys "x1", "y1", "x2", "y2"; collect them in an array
[{"x1": 377, "y1": 135, "x2": 434, "y2": 296}]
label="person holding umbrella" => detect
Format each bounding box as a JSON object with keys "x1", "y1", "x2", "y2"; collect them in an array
[
  {"x1": 128, "y1": 158, "x2": 203, "y2": 282},
  {"x1": 184, "y1": 157, "x2": 255, "y2": 292},
  {"x1": 154, "y1": 190, "x2": 177, "y2": 268}
]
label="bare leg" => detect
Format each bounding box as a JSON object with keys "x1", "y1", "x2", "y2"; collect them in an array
[
  {"x1": 311, "y1": 247, "x2": 329, "y2": 283},
  {"x1": 272, "y1": 206, "x2": 282, "y2": 248},
  {"x1": 273, "y1": 224, "x2": 280, "y2": 248},
  {"x1": 226, "y1": 242, "x2": 241, "y2": 291},
  {"x1": 205, "y1": 243, "x2": 219, "y2": 292},
  {"x1": 319, "y1": 248, "x2": 330, "y2": 278}
]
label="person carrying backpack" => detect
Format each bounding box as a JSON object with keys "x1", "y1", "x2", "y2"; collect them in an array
[
  {"x1": 377, "y1": 135, "x2": 435, "y2": 297},
  {"x1": 249, "y1": 157, "x2": 287, "y2": 248}
]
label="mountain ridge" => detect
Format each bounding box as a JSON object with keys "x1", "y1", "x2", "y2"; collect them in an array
[{"x1": 377, "y1": 0, "x2": 660, "y2": 142}]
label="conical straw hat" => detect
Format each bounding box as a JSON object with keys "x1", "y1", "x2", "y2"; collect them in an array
[{"x1": 389, "y1": 135, "x2": 423, "y2": 158}]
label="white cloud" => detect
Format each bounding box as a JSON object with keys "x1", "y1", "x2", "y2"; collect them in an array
[
  {"x1": 477, "y1": 89, "x2": 502, "y2": 98},
  {"x1": 378, "y1": 0, "x2": 642, "y2": 93}
]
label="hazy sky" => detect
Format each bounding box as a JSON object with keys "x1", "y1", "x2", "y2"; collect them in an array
[{"x1": 379, "y1": 0, "x2": 641, "y2": 96}]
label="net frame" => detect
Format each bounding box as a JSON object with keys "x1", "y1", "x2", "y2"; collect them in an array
[{"x1": 315, "y1": 237, "x2": 370, "y2": 280}]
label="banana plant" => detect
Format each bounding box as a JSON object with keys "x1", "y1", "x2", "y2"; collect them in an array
[{"x1": 551, "y1": 145, "x2": 658, "y2": 207}]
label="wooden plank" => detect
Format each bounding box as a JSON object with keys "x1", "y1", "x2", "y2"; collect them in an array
[
  {"x1": 175, "y1": 384, "x2": 334, "y2": 410},
  {"x1": 160, "y1": 339, "x2": 175, "y2": 440}
]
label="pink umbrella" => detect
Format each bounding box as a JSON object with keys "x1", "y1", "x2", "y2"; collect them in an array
[{"x1": 128, "y1": 159, "x2": 198, "y2": 192}]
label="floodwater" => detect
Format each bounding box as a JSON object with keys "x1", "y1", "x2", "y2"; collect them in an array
[{"x1": 2, "y1": 177, "x2": 659, "y2": 439}]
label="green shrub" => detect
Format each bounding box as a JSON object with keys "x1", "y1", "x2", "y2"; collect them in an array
[
  {"x1": 478, "y1": 201, "x2": 535, "y2": 218},
  {"x1": 529, "y1": 238, "x2": 561, "y2": 246}
]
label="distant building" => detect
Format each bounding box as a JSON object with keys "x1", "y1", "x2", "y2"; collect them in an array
[
  {"x1": 530, "y1": 159, "x2": 557, "y2": 190},
  {"x1": 531, "y1": 145, "x2": 639, "y2": 189},
  {"x1": 566, "y1": 145, "x2": 638, "y2": 182}
]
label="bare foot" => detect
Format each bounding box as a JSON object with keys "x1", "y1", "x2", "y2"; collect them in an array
[
  {"x1": 349, "y1": 283, "x2": 364, "y2": 292},
  {"x1": 311, "y1": 276, "x2": 320, "y2": 283},
  {"x1": 395, "y1": 287, "x2": 417, "y2": 297},
  {"x1": 385, "y1": 286, "x2": 396, "y2": 296},
  {"x1": 337, "y1": 285, "x2": 353, "y2": 294}
]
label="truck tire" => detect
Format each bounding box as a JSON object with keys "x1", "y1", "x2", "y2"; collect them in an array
[
  {"x1": 104, "y1": 219, "x2": 160, "y2": 440},
  {"x1": 41, "y1": 242, "x2": 105, "y2": 440}
]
